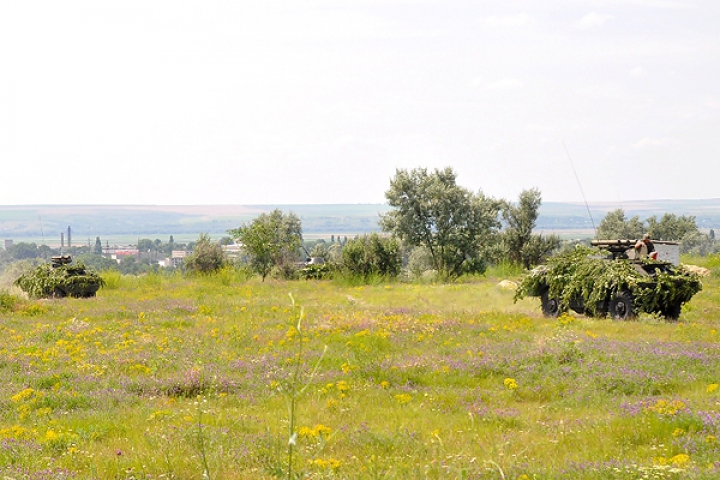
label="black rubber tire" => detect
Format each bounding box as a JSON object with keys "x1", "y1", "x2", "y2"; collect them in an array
[
  {"x1": 609, "y1": 291, "x2": 634, "y2": 320},
  {"x1": 663, "y1": 303, "x2": 682, "y2": 322},
  {"x1": 541, "y1": 291, "x2": 561, "y2": 318},
  {"x1": 589, "y1": 301, "x2": 608, "y2": 319}
]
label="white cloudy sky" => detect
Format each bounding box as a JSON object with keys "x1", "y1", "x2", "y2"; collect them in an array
[{"x1": 1, "y1": 0, "x2": 718, "y2": 205}]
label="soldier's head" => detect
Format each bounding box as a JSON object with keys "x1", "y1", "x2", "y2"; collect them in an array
[{"x1": 642, "y1": 233, "x2": 651, "y2": 244}]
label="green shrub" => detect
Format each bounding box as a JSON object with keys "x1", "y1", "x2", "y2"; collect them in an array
[
  {"x1": 101, "y1": 270, "x2": 122, "y2": 289},
  {"x1": 0, "y1": 290, "x2": 17, "y2": 312},
  {"x1": 340, "y1": 233, "x2": 401, "y2": 282},
  {"x1": 183, "y1": 233, "x2": 226, "y2": 275}
]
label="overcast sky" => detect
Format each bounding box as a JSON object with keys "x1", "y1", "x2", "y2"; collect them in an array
[{"x1": 1, "y1": 1, "x2": 718, "y2": 205}]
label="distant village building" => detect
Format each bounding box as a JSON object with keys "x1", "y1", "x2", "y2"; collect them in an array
[
  {"x1": 166, "y1": 250, "x2": 189, "y2": 268},
  {"x1": 3, "y1": 239, "x2": 13, "y2": 250},
  {"x1": 222, "y1": 242, "x2": 244, "y2": 259},
  {"x1": 111, "y1": 249, "x2": 139, "y2": 263}
]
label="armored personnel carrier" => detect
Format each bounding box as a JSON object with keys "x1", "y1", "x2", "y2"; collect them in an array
[
  {"x1": 14, "y1": 255, "x2": 104, "y2": 299},
  {"x1": 515, "y1": 241, "x2": 702, "y2": 321}
]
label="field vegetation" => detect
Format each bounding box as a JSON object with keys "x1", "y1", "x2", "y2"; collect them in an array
[
  {"x1": 0, "y1": 255, "x2": 719, "y2": 479},
  {"x1": 2, "y1": 169, "x2": 720, "y2": 478}
]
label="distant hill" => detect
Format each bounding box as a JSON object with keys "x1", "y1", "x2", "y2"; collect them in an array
[
  {"x1": 0, "y1": 204, "x2": 392, "y2": 244},
  {"x1": 537, "y1": 199, "x2": 720, "y2": 231},
  {"x1": 1, "y1": 200, "x2": 719, "y2": 244}
]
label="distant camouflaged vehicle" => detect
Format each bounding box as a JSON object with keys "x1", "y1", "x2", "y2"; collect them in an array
[
  {"x1": 14, "y1": 255, "x2": 104, "y2": 299},
  {"x1": 515, "y1": 241, "x2": 702, "y2": 321}
]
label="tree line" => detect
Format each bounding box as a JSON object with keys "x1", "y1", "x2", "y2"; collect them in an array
[
  {"x1": 211, "y1": 167, "x2": 717, "y2": 281},
  {"x1": 3, "y1": 166, "x2": 717, "y2": 284},
  {"x1": 183, "y1": 167, "x2": 562, "y2": 281}
]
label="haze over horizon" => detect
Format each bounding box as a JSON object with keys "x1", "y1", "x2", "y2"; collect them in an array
[{"x1": 2, "y1": 1, "x2": 718, "y2": 206}]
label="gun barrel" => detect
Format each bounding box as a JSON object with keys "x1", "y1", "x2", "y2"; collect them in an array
[
  {"x1": 591, "y1": 239, "x2": 679, "y2": 247},
  {"x1": 591, "y1": 240, "x2": 635, "y2": 247}
]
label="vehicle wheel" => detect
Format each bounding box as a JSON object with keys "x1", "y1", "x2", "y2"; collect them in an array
[
  {"x1": 663, "y1": 303, "x2": 682, "y2": 322},
  {"x1": 609, "y1": 291, "x2": 634, "y2": 320},
  {"x1": 541, "y1": 291, "x2": 561, "y2": 318},
  {"x1": 589, "y1": 301, "x2": 608, "y2": 318}
]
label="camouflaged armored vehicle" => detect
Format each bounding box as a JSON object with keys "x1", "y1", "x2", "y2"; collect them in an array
[
  {"x1": 14, "y1": 255, "x2": 104, "y2": 299},
  {"x1": 515, "y1": 240, "x2": 702, "y2": 321}
]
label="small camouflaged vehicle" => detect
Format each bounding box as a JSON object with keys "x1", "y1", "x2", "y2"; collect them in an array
[
  {"x1": 515, "y1": 241, "x2": 702, "y2": 321},
  {"x1": 14, "y1": 255, "x2": 104, "y2": 299}
]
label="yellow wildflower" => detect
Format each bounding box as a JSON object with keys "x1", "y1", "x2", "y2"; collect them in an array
[
  {"x1": 670, "y1": 453, "x2": 690, "y2": 467},
  {"x1": 11, "y1": 388, "x2": 35, "y2": 403},
  {"x1": 647, "y1": 399, "x2": 685, "y2": 416}
]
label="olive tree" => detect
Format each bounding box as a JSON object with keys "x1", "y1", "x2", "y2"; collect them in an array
[
  {"x1": 501, "y1": 188, "x2": 560, "y2": 269},
  {"x1": 340, "y1": 233, "x2": 401, "y2": 280},
  {"x1": 183, "y1": 233, "x2": 226, "y2": 275},
  {"x1": 595, "y1": 209, "x2": 644, "y2": 240},
  {"x1": 380, "y1": 167, "x2": 500, "y2": 280},
  {"x1": 647, "y1": 213, "x2": 716, "y2": 254},
  {"x1": 646, "y1": 213, "x2": 699, "y2": 241},
  {"x1": 228, "y1": 209, "x2": 302, "y2": 281}
]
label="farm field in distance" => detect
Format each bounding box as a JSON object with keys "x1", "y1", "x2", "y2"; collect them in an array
[{"x1": 1, "y1": 257, "x2": 720, "y2": 479}]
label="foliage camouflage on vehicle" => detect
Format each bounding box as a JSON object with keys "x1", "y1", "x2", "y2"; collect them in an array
[
  {"x1": 14, "y1": 256, "x2": 105, "y2": 299},
  {"x1": 514, "y1": 246, "x2": 702, "y2": 320}
]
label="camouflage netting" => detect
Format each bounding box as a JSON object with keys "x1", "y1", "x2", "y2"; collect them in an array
[
  {"x1": 514, "y1": 246, "x2": 702, "y2": 317},
  {"x1": 14, "y1": 262, "x2": 105, "y2": 299}
]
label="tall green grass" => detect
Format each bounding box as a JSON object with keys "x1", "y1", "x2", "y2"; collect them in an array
[{"x1": 0, "y1": 273, "x2": 718, "y2": 479}]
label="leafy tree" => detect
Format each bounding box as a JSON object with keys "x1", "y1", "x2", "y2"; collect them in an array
[
  {"x1": 501, "y1": 188, "x2": 560, "y2": 269},
  {"x1": 94, "y1": 237, "x2": 103, "y2": 255},
  {"x1": 228, "y1": 209, "x2": 303, "y2": 281},
  {"x1": 646, "y1": 214, "x2": 699, "y2": 241},
  {"x1": 75, "y1": 253, "x2": 119, "y2": 271},
  {"x1": 595, "y1": 209, "x2": 644, "y2": 240},
  {"x1": 118, "y1": 256, "x2": 148, "y2": 275},
  {"x1": 8, "y1": 242, "x2": 39, "y2": 260},
  {"x1": 38, "y1": 244, "x2": 53, "y2": 259},
  {"x1": 137, "y1": 238, "x2": 155, "y2": 253},
  {"x1": 407, "y1": 246, "x2": 433, "y2": 279},
  {"x1": 183, "y1": 233, "x2": 226, "y2": 275},
  {"x1": 340, "y1": 233, "x2": 401, "y2": 280},
  {"x1": 679, "y1": 230, "x2": 716, "y2": 255},
  {"x1": 310, "y1": 240, "x2": 329, "y2": 259},
  {"x1": 162, "y1": 235, "x2": 176, "y2": 255},
  {"x1": 380, "y1": 167, "x2": 500, "y2": 280}
]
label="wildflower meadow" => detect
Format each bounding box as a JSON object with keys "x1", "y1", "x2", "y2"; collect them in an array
[{"x1": 1, "y1": 258, "x2": 720, "y2": 479}]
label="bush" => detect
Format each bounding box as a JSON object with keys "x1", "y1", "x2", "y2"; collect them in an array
[
  {"x1": 183, "y1": 233, "x2": 226, "y2": 275},
  {"x1": 340, "y1": 233, "x2": 401, "y2": 282},
  {"x1": 408, "y1": 246, "x2": 433, "y2": 279},
  {"x1": 101, "y1": 270, "x2": 122, "y2": 289},
  {"x1": 215, "y1": 265, "x2": 251, "y2": 285},
  {"x1": 0, "y1": 290, "x2": 17, "y2": 312}
]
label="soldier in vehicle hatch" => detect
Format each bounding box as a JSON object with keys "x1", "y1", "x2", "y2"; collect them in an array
[{"x1": 635, "y1": 233, "x2": 655, "y2": 258}]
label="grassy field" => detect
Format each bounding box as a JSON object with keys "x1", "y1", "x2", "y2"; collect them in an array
[{"x1": 1, "y1": 260, "x2": 720, "y2": 479}]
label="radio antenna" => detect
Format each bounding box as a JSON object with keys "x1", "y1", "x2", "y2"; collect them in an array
[{"x1": 563, "y1": 142, "x2": 596, "y2": 236}]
